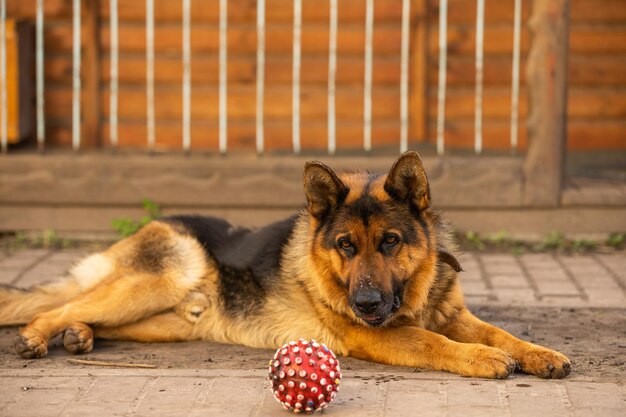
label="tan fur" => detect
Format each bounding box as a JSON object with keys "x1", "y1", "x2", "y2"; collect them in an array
[{"x1": 2, "y1": 153, "x2": 571, "y2": 379}]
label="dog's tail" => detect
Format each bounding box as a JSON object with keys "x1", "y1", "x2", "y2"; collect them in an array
[{"x1": 0, "y1": 278, "x2": 81, "y2": 326}]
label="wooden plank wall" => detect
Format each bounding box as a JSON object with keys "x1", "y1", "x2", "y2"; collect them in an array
[
  {"x1": 428, "y1": 0, "x2": 626, "y2": 151},
  {"x1": 7, "y1": 0, "x2": 626, "y2": 152}
]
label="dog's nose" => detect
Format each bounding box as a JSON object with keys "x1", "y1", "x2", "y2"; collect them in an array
[{"x1": 355, "y1": 288, "x2": 382, "y2": 315}]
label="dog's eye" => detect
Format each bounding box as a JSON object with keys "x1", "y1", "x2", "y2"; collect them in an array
[
  {"x1": 338, "y1": 240, "x2": 352, "y2": 249},
  {"x1": 383, "y1": 234, "x2": 399, "y2": 247},
  {"x1": 337, "y1": 238, "x2": 354, "y2": 254}
]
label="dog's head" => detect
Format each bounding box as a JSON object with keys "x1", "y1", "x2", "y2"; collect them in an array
[{"x1": 304, "y1": 151, "x2": 461, "y2": 327}]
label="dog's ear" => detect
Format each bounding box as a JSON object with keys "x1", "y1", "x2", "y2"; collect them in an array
[
  {"x1": 384, "y1": 151, "x2": 430, "y2": 211},
  {"x1": 438, "y1": 249, "x2": 463, "y2": 273},
  {"x1": 303, "y1": 161, "x2": 348, "y2": 219}
]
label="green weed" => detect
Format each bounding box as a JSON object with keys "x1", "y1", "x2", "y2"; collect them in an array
[
  {"x1": 112, "y1": 199, "x2": 162, "y2": 238},
  {"x1": 606, "y1": 233, "x2": 625, "y2": 249}
]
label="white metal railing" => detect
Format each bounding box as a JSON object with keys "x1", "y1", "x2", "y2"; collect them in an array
[
  {"x1": 109, "y1": 0, "x2": 118, "y2": 148},
  {"x1": 436, "y1": 0, "x2": 448, "y2": 156},
  {"x1": 291, "y1": 0, "x2": 302, "y2": 154},
  {"x1": 0, "y1": 0, "x2": 524, "y2": 156},
  {"x1": 399, "y1": 0, "x2": 411, "y2": 154},
  {"x1": 474, "y1": 0, "x2": 485, "y2": 155},
  {"x1": 71, "y1": 0, "x2": 81, "y2": 151},
  {"x1": 0, "y1": 0, "x2": 6, "y2": 154},
  {"x1": 327, "y1": 0, "x2": 338, "y2": 155},
  {"x1": 182, "y1": 0, "x2": 191, "y2": 153},
  {"x1": 145, "y1": 0, "x2": 155, "y2": 150},
  {"x1": 36, "y1": 0, "x2": 44, "y2": 151},
  {"x1": 510, "y1": 0, "x2": 523, "y2": 153},
  {"x1": 256, "y1": 0, "x2": 265, "y2": 154}
]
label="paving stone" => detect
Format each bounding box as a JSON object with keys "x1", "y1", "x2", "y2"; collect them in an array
[
  {"x1": 45, "y1": 251, "x2": 87, "y2": 264},
  {"x1": 566, "y1": 382, "x2": 625, "y2": 409},
  {"x1": 490, "y1": 274, "x2": 531, "y2": 288},
  {"x1": 535, "y1": 280, "x2": 581, "y2": 296},
  {"x1": 461, "y1": 281, "x2": 491, "y2": 295},
  {"x1": 133, "y1": 377, "x2": 207, "y2": 417},
  {"x1": 596, "y1": 255, "x2": 626, "y2": 287},
  {"x1": 567, "y1": 265, "x2": 609, "y2": 275},
  {"x1": 464, "y1": 295, "x2": 492, "y2": 304},
  {"x1": 0, "y1": 373, "x2": 624, "y2": 417},
  {"x1": 480, "y1": 254, "x2": 518, "y2": 264},
  {"x1": 584, "y1": 288, "x2": 626, "y2": 306},
  {"x1": 0, "y1": 268, "x2": 22, "y2": 285},
  {"x1": 460, "y1": 270, "x2": 483, "y2": 281},
  {"x1": 16, "y1": 263, "x2": 71, "y2": 287},
  {"x1": 457, "y1": 253, "x2": 478, "y2": 264},
  {"x1": 384, "y1": 380, "x2": 446, "y2": 417},
  {"x1": 0, "y1": 256, "x2": 43, "y2": 270},
  {"x1": 576, "y1": 274, "x2": 622, "y2": 290},
  {"x1": 312, "y1": 378, "x2": 386, "y2": 417},
  {"x1": 539, "y1": 296, "x2": 586, "y2": 307},
  {"x1": 2, "y1": 376, "x2": 89, "y2": 417},
  {"x1": 573, "y1": 408, "x2": 626, "y2": 417},
  {"x1": 527, "y1": 270, "x2": 571, "y2": 281},
  {"x1": 447, "y1": 405, "x2": 504, "y2": 416},
  {"x1": 445, "y1": 380, "x2": 502, "y2": 407},
  {"x1": 189, "y1": 378, "x2": 261, "y2": 417},
  {"x1": 484, "y1": 265, "x2": 524, "y2": 276},
  {"x1": 495, "y1": 288, "x2": 538, "y2": 304},
  {"x1": 62, "y1": 376, "x2": 151, "y2": 417},
  {"x1": 506, "y1": 381, "x2": 570, "y2": 417},
  {"x1": 0, "y1": 377, "x2": 35, "y2": 412},
  {"x1": 520, "y1": 254, "x2": 558, "y2": 264}
]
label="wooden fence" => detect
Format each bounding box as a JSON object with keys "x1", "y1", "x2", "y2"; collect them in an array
[
  {"x1": 3, "y1": 0, "x2": 624, "y2": 154},
  {"x1": 1, "y1": 0, "x2": 625, "y2": 236}
]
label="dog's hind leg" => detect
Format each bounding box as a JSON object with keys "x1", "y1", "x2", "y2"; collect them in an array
[
  {"x1": 94, "y1": 312, "x2": 196, "y2": 343},
  {"x1": 14, "y1": 271, "x2": 197, "y2": 359},
  {"x1": 63, "y1": 322, "x2": 94, "y2": 354},
  {"x1": 58, "y1": 313, "x2": 198, "y2": 356},
  {"x1": 14, "y1": 221, "x2": 211, "y2": 359}
]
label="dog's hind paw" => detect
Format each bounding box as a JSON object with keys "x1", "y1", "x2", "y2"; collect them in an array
[
  {"x1": 14, "y1": 332, "x2": 48, "y2": 359},
  {"x1": 63, "y1": 323, "x2": 94, "y2": 354},
  {"x1": 175, "y1": 291, "x2": 209, "y2": 323}
]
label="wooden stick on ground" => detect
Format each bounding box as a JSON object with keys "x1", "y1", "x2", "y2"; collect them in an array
[{"x1": 67, "y1": 358, "x2": 157, "y2": 369}]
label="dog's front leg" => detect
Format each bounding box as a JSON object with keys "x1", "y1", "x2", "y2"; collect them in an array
[
  {"x1": 342, "y1": 325, "x2": 516, "y2": 379},
  {"x1": 440, "y1": 307, "x2": 571, "y2": 379}
]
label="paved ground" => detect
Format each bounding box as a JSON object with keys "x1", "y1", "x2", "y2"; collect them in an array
[{"x1": 1, "y1": 248, "x2": 625, "y2": 416}]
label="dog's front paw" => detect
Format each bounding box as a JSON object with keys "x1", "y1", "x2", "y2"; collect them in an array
[
  {"x1": 175, "y1": 292, "x2": 209, "y2": 323},
  {"x1": 455, "y1": 344, "x2": 517, "y2": 379},
  {"x1": 63, "y1": 323, "x2": 94, "y2": 354},
  {"x1": 14, "y1": 331, "x2": 48, "y2": 359},
  {"x1": 517, "y1": 347, "x2": 571, "y2": 379}
]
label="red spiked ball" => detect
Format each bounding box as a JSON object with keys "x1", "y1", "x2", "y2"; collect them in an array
[{"x1": 268, "y1": 339, "x2": 342, "y2": 414}]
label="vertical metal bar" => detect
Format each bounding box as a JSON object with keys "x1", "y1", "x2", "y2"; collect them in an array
[
  {"x1": 474, "y1": 0, "x2": 485, "y2": 155},
  {"x1": 36, "y1": 0, "x2": 45, "y2": 151},
  {"x1": 327, "y1": 0, "x2": 337, "y2": 155},
  {"x1": 399, "y1": 0, "x2": 410, "y2": 154},
  {"x1": 182, "y1": 0, "x2": 191, "y2": 153},
  {"x1": 0, "y1": 0, "x2": 7, "y2": 154},
  {"x1": 146, "y1": 0, "x2": 155, "y2": 150},
  {"x1": 109, "y1": 0, "x2": 118, "y2": 148},
  {"x1": 436, "y1": 0, "x2": 448, "y2": 156},
  {"x1": 219, "y1": 0, "x2": 227, "y2": 154},
  {"x1": 256, "y1": 0, "x2": 265, "y2": 154},
  {"x1": 510, "y1": 0, "x2": 522, "y2": 153},
  {"x1": 292, "y1": 0, "x2": 302, "y2": 154},
  {"x1": 72, "y1": 0, "x2": 81, "y2": 151},
  {"x1": 363, "y1": 0, "x2": 374, "y2": 152}
]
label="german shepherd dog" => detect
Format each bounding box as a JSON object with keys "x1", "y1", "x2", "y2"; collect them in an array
[{"x1": 1, "y1": 152, "x2": 571, "y2": 379}]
